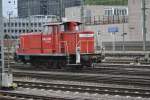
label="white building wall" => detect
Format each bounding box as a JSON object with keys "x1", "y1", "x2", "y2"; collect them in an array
[
  {"x1": 65, "y1": 3, "x2": 150, "y2": 42},
  {"x1": 85, "y1": 23, "x2": 128, "y2": 42}
]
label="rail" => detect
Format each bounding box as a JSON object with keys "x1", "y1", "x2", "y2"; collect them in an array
[{"x1": 14, "y1": 80, "x2": 150, "y2": 98}]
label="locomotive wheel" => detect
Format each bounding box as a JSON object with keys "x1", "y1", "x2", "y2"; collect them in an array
[
  {"x1": 65, "y1": 64, "x2": 83, "y2": 71},
  {"x1": 51, "y1": 61, "x2": 59, "y2": 69},
  {"x1": 30, "y1": 61, "x2": 41, "y2": 69},
  {"x1": 57, "y1": 61, "x2": 62, "y2": 69},
  {"x1": 59, "y1": 61, "x2": 67, "y2": 69}
]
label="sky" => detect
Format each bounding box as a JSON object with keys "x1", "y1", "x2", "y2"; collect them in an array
[{"x1": 3, "y1": 0, "x2": 18, "y2": 18}]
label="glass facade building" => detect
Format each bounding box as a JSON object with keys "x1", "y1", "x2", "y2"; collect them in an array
[{"x1": 18, "y1": 0, "x2": 81, "y2": 18}]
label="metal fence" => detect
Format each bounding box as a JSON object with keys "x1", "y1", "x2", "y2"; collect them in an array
[
  {"x1": 102, "y1": 41, "x2": 150, "y2": 51},
  {"x1": 84, "y1": 15, "x2": 128, "y2": 25}
]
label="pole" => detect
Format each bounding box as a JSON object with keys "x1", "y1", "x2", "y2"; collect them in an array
[
  {"x1": 142, "y1": 0, "x2": 146, "y2": 51},
  {"x1": 7, "y1": 13, "x2": 11, "y2": 72},
  {"x1": 96, "y1": 31, "x2": 102, "y2": 51},
  {"x1": 0, "y1": 0, "x2": 5, "y2": 85},
  {"x1": 122, "y1": 34, "x2": 125, "y2": 52},
  {"x1": 81, "y1": 0, "x2": 84, "y2": 31},
  {"x1": 122, "y1": 15, "x2": 125, "y2": 52},
  {"x1": 112, "y1": 32, "x2": 116, "y2": 51},
  {"x1": 7, "y1": 11, "x2": 13, "y2": 73},
  {"x1": 28, "y1": 0, "x2": 31, "y2": 32},
  {"x1": 122, "y1": 33, "x2": 127, "y2": 52},
  {"x1": 59, "y1": 0, "x2": 63, "y2": 22},
  {"x1": 8, "y1": 13, "x2": 10, "y2": 30}
]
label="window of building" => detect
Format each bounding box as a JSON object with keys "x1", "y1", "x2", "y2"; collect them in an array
[
  {"x1": 11, "y1": 23, "x2": 14, "y2": 27},
  {"x1": 116, "y1": 9, "x2": 120, "y2": 15},
  {"x1": 11, "y1": 30, "x2": 14, "y2": 33},
  {"x1": 26, "y1": 23, "x2": 29, "y2": 26},
  {"x1": 23, "y1": 30, "x2": 25, "y2": 33},
  {"x1": 7, "y1": 22, "x2": 10, "y2": 27},
  {"x1": 104, "y1": 9, "x2": 113, "y2": 16},
  {"x1": 122, "y1": 9, "x2": 127, "y2": 15},
  {"x1": 31, "y1": 23, "x2": 33, "y2": 27},
  {"x1": 22, "y1": 23, "x2": 25, "y2": 27},
  {"x1": 19, "y1": 23, "x2": 21, "y2": 27},
  {"x1": 38, "y1": 23, "x2": 42, "y2": 27},
  {"x1": 4, "y1": 29, "x2": 7, "y2": 33},
  {"x1": 114, "y1": 8, "x2": 128, "y2": 16},
  {"x1": 34, "y1": 23, "x2": 37, "y2": 27},
  {"x1": 19, "y1": 30, "x2": 22, "y2": 33},
  {"x1": 15, "y1": 30, "x2": 18, "y2": 33},
  {"x1": 4, "y1": 23, "x2": 7, "y2": 27},
  {"x1": 15, "y1": 23, "x2": 17, "y2": 27}
]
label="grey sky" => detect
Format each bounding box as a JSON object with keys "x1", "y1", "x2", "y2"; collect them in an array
[{"x1": 3, "y1": 0, "x2": 17, "y2": 18}]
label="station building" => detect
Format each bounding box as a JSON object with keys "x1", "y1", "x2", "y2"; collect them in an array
[
  {"x1": 65, "y1": 3, "x2": 150, "y2": 51},
  {"x1": 3, "y1": 15, "x2": 58, "y2": 37}
]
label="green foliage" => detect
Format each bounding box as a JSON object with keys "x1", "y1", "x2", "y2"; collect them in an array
[{"x1": 85, "y1": 0, "x2": 128, "y2": 5}]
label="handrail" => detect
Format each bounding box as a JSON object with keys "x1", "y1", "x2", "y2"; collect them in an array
[{"x1": 60, "y1": 41, "x2": 69, "y2": 55}]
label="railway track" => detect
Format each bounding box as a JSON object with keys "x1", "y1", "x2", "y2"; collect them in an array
[
  {"x1": 0, "y1": 90, "x2": 73, "y2": 100},
  {"x1": 11, "y1": 63, "x2": 150, "y2": 76},
  {"x1": 11, "y1": 63, "x2": 150, "y2": 87},
  {"x1": 13, "y1": 80, "x2": 150, "y2": 98},
  {"x1": 92, "y1": 66, "x2": 150, "y2": 76},
  {"x1": 103, "y1": 58, "x2": 149, "y2": 64},
  {"x1": 1, "y1": 80, "x2": 149, "y2": 100},
  {"x1": 8, "y1": 63, "x2": 150, "y2": 99},
  {"x1": 13, "y1": 69, "x2": 150, "y2": 87}
]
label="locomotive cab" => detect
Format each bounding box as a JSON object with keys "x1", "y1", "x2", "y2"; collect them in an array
[{"x1": 63, "y1": 21, "x2": 81, "y2": 32}]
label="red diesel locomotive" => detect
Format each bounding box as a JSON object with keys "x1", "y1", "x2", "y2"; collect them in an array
[{"x1": 15, "y1": 21, "x2": 103, "y2": 69}]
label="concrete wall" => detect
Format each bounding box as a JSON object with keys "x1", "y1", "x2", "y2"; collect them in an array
[
  {"x1": 145, "y1": 0, "x2": 150, "y2": 41},
  {"x1": 128, "y1": 0, "x2": 142, "y2": 41},
  {"x1": 65, "y1": 5, "x2": 128, "y2": 21},
  {"x1": 128, "y1": 0, "x2": 150, "y2": 41},
  {"x1": 85, "y1": 23, "x2": 128, "y2": 42}
]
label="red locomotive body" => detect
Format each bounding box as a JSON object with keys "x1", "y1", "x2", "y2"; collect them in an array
[{"x1": 15, "y1": 21, "x2": 103, "y2": 68}]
